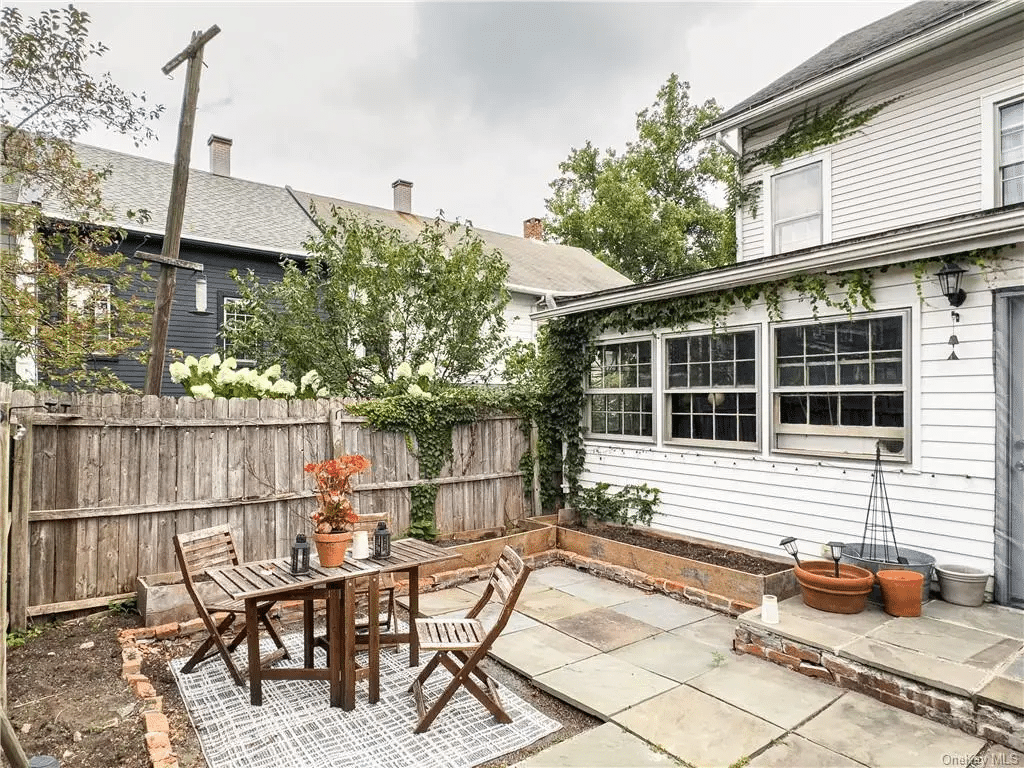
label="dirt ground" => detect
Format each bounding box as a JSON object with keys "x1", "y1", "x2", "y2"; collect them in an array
[{"x1": 4, "y1": 606, "x2": 599, "y2": 768}]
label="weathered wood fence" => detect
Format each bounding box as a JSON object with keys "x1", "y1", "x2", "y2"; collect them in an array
[
  {"x1": 3, "y1": 390, "x2": 533, "y2": 633},
  {"x1": 1, "y1": 382, "x2": 12, "y2": 709}
]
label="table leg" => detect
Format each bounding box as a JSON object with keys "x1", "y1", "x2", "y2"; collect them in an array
[
  {"x1": 246, "y1": 599, "x2": 262, "y2": 706},
  {"x1": 408, "y1": 565, "x2": 420, "y2": 667},
  {"x1": 302, "y1": 595, "x2": 314, "y2": 668},
  {"x1": 327, "y1": 585, "x2": 342, "y2": 708},
  {"x1": 342, "y1": 580, "x2": 356, "y2": 711},
  {"x1": 368, "y1": 574, "x2": 380, "y2": 704}
]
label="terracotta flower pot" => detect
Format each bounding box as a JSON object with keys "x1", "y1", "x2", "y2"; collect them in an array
[
  {"x1": 312, "y1": 531, "x2": 353, "y2": 567},
  {"x1": 876, "y1": 569, "x2": 924, "y2": 617},
  {"x1": 794, "y1": 561, "x2": 874, "y2": 614}
]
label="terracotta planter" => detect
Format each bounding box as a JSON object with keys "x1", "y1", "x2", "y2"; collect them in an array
[
  {"x1": 794, "y1": 561, "x2": 874, "y2": 614},
  {"x1": 876, "y1": 569, "x2": 924, "y2": 617},
  {"x1": 312, "y1": 531, "x2": 353, "y2": 567}
]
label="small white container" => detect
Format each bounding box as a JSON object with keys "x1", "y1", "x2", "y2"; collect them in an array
[
  {"x1": 352, "y1": 529, "x2": 370, "y2": 559},
  {"x1": 761, "y1": 594, "x2": 779, "y2": 624}
]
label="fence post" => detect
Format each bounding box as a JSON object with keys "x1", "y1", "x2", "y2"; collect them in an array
[
  {"x1": 8, "y1": 390, "x2": 35, "y2": 633},
  {"x1": 1, "y1": 383, "x2": 11, "y2": 709}
]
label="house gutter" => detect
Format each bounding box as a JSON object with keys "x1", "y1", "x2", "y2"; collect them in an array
[
  {"x1": 699, "y1": 1, "x2": 1019, "y2": 139},
  {"x1": 531, "y1": 207, "x2": 1024, "y2": 320}
]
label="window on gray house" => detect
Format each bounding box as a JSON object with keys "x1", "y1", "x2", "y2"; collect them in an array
[
  {"x1": 1000, "y1": 99, "x2": 1023, "y2": 205},
  {"x1": 773, "y1": 312, "x2": 908, "y2": 460},
  {"x1": 664, "y1": 329, "x2": 758, "y2": 447},
  {"x1": 221, "y1": 296, "x2": 257, "y2": 365},
  {"x1": 585, "y1": 339, "x2": 653, "y2": 439}
]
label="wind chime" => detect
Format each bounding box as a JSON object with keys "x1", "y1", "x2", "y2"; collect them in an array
[{"x1": 947, "y1": 310, "x2": 961, "y2": 360}]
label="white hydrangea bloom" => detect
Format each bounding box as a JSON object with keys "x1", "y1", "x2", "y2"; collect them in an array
[
  {"x1": 255, "y1": 375, "x2": 272, "y2": 393},
  {"x1": 197, "y1": 355, "x2": 215, "y2": 374},
  {"x1": 190, "y1": 384, "x2": 215, "y2": 400},
  {"x1": 264, "y1": 364, "x2": 282, "y2": 380},
  {"x1": 207, "y1": 352, "x2": 222, "y2": 367},
  {"x1": 300, "y1": 369, "x2": 322, "y2": 390},
  {"x1": 184, "y1": 355, "x2": 199, "y2": 369},
  {"x1": 371, "y1": 373, "x2": 386, "y2": 386},
  {"x1": 416, "y1": 361, "x2": 435, "y2": 379},
  {"x1": 407, "y1": 383, "x2": 425, "y2": 397},
  {"x1": 270, "y1": 379, "x2": 297, "y2": 396},
  {"x1": 168, "y1": 361, "x2": 189, "y2": 383},
  {"x1": 215, "y1": 368, "x2": 238, "y2": 386},
  {"x1": 396, "y1": 361, "x2": 413, "y2": 379},
  {"x1": 316, "y1": 388, "x2": 328, "y2": 397},
  {"x1": 220, "y1": 356, "x2": 238, "y2": 371}
]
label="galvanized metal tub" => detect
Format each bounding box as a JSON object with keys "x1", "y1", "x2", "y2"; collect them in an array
[{"x1": 840, "y1": 543, "x2": 935, "y2": 602}]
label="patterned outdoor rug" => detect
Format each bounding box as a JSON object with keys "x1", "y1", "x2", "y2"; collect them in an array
[{"x1": 170, "y1": 628, "x2": 561, "y2": 768}]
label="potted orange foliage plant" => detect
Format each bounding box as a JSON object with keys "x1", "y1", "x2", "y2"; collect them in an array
[{"x1": 304, "y1": 454, "x2": 371, "y2": 566}]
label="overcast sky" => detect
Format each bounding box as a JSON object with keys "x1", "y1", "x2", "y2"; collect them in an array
[{"x1": 18, "y1": 0, "x2": 915, "y2": 237}]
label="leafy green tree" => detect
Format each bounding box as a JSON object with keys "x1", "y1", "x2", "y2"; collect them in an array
[
  {"x1": 1, "y1": 5, "x2": 163, "y2": 390},
  {"x1": 228, "y1": 208, "x2": 511, "y2": 396},
  {"x1": 546, "y1": 74, "x2": 735, "y2": 282}
]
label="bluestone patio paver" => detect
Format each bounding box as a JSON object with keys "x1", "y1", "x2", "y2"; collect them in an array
[
  {"x1": 778, "y1": 594, "x2": 895, "y2": 635},
  {"x1": 613, "y1": 684, "x2": 784, "y2": 768},
  {"x1": 922, "y1": 600, "x2": 1024, "y2": 639},
  {"x1": 610, "y1": 593, "x2": 715, "y2": 630},
  {"x1": 511, "y1": 722, "x2": 678, "y2": 767},
  {"x1": 740, "y1": 609, "x2": 860, "y2": 652},
  {"x1": 868, "y1": 616, "x2": 1020, "y2": 664},
  {"x1": 555, "y1": 577, "x2": 649, "y2": 607},
  {"x1": 748, "y1": 734, "x2": 863, "y2": 767},
  {"x1": 670, "y1": 613, "x2": 737, "y2": 648},
  {"x1": 515, "y1": 588, "x2": 601, "y2": 623},
  {"x1": 400, "y1": 586, "x2": 479, "y2": 616},
  {"x1": 528, "y1": 566, "x2": 596, "y2": 589},
  {"x1": 490, "y1": 624, "x2": 600, "y2": 677},
  {"x1": 977, "y1": 674, "x2": 1024, "y2": 712},
  {"x1": 610, "y1": 631, "x2": 725, "y2": 683},
  {"x1": 687, "y1": 651, "x2": 843, "y2": 729},
  {"x1": 550, "y1": 607, "x2": 660, "y2": 652},
  {"x1": 433, "y1": 603, "x2": 539, "y2": 634},
  {"x1": 796, "y1": 691, "x2": 986, "y2": 767},
  {"x1": 533, "y1": 654, "x2": 677, "y2": 719},
  {"x1": 458, "y1": 577, "x2": 549, "y2": 598},
  {"x1": 841, "y1": 636, "x2": 989, "y2": 696}
]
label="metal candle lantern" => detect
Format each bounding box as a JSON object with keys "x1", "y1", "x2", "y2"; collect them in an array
[
  {"x1": 779, "y1": 536, "x2": 801, "y2": 567},
  {"x1": 290, "y1": 533, "x2": 310, "y2": 575},
  {"x1": 828, "y1": 541, "x2": 844, "y2": 578},
  {"x1": 373, "y1": 520, "x2": 391, "y2": 559}
]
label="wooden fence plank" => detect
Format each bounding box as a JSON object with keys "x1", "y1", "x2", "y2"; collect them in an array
[
  {"x1": 9, "y1": 390, "x2": 35, "y2": 630},
  {"x1": 0, "y1": 382, "x2": 11, "y2": 708},
  {"x1": 136, "y1": 396, "x2": 162, "y2": 579},
  {"x1": 75, "y1": 394, "x2": 101, "y2": 599}
]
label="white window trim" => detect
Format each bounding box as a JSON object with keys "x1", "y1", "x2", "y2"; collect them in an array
[
  {"x1": 67, "y1": 282, "x2": 112, "y2": 351},
  {"x1": 981, "y1": 87, "x2": 1024, "y2": 209},
  {"x1": 762, "y1": 150, "x2": 832, "y2": 257},
  {"x1": 584, "y1": 334, "x2": 656, "y2": 443},
  {"x1": 221, "y1": 296, "x2": 256, "y2": 366},
  {"x1": 662, "y1": 325, "x2": 761, "y2": 451},
  {"x1": 769, "y1": 308, "x2": 912, "y2": 462}
]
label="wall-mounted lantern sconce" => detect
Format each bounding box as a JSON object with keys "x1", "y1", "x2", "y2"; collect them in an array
[
  {"x1": 194, "y1": 273, "x2": 208, "y2": 314},
  {"x1": 935, "y1": 262, "x2": 967, "y2": 307}
]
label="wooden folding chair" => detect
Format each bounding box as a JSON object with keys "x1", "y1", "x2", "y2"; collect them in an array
[
  {"x1": 409, "y1": 545, "x2": 531, "y2": 733},
  {"x1": 173, "y1": 524, "x2": 289, "y2": 686}
]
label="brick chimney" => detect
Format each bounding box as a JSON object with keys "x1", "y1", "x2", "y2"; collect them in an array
[
  {"x1": 523, "y1": 217, "x2": 543, "y2": 240},
  {"x1": 208, "y1": 135, "x2": 232, "y2": 176},
  {"x1": 392, "y1": 179, "x2": 413, "y2": 213}
]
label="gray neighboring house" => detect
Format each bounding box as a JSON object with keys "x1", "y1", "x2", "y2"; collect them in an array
[{"x1": 6, "y1": 135, "x2": 630, "y2": 393}]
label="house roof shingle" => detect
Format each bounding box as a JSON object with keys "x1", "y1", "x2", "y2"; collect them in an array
[
  {"x1": 29, "y1": 142, "x2": 631, "y2": 296},
  {"x1": 715, "y1": 0, "x2": 991, "y2": 125}
]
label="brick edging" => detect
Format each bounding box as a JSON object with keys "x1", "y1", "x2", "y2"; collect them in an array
[{"x1": 734, "y1": 622, "x2": 1024, "y2": 753}]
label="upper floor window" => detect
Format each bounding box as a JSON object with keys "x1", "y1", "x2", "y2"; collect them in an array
[
  {"x1": 764, "y1": 152, "x2": 831, "y2": 255},
  {"x1": 664, "y1": 329, "x2": 758, "y2": 447},
  {"x1": 772, "y1": 311, "x2": 909, "y2": 460},
  {"x1": 999, "y1": 98, "x2": 1023, "y2": 206},
  {"x1": 585, "y1": 339, "x2": 653, "y2": 439}
]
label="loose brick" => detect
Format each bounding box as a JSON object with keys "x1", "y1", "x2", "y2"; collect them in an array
[
  {"x1": 876, "y1": 690, "x2": 917, "y2": 715},
  {"x1": 766, "y1": 649, "x2": 801, "y2": 670},
  {"x1": 783, "y1": 642, "x2": 821, "y2": 664},
  {"x1": 798, "y1": 662, "x2": 834, "y2": 681},
  {"x1": 143, "y1": 711, "x2": 170, "y2": 733},
  {"x1": 823, "y1": 657, "x2": 859, "y2": 680},
  {"x1": 735, "y1": 642, "x2": 766, "y2": 659},
  {"x1": 133, "y1": 680, "x2": 157, "y2": 699},
  {"x1": 152, "y1": 623, "x2": 179, "y2": 640},
  {"x1": 178, "y1": 619, "x2": 206, "y2": 636},
  {"x1": 145, "y1": 731, "x2": 172, "y2": 761},
  {"x1": 121, "y1": 658, "x2": 142, "y2": 677},
  {"x1": 142, "y1": 696, "x2": 164, "y2": 713},
  {"x1": 871, "y1": 676, "x2": 900, "y2": 696}
]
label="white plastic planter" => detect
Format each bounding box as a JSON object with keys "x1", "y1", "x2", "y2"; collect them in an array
[{"x1": 934, "y1": 564, "x2": 989, "y2": 607}]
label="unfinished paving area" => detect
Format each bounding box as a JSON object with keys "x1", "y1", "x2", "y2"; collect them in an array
[{"x1": 406, "y1": 565, "x2": 1024, "y2": 768}]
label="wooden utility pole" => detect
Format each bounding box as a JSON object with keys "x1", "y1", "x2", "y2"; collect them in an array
[{"x1": 144, "y1": 25, "x2": 220, "y2": 395}]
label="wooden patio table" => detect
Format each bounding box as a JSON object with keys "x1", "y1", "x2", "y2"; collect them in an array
[{"x1": 205, "y1": 537, "x2": 456, "y2": 709}]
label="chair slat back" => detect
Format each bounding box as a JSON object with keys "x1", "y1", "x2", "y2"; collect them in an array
[
  {"x1": 488, "y1": 545, "x2": 525, "y2": 606},
  {"x1": 174, "y1": 524, "x2": 239, "y2": 585}
]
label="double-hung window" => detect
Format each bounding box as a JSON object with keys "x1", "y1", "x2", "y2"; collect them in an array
[
  {"x1": 67, "y1": 282, "x2": 112, "y2": 353},
  {"x1": 766, "y1": 153, "x2": 830, "y2": 255},
  {"x1": 664, "y1": 329, "x2": 758, "y2": 447},
  {"x1": 221, "y1": 296, "x2": 257, "y2": 365},
  {"x1": 772, "y1": 312, "x2": 908, "y2": 459},
  {"x1": 586, "y1": 339, "x2": 653, "y2": 439},
  {"x1": 998, "y1": 98, "x2": 1023, "y2": 206}
]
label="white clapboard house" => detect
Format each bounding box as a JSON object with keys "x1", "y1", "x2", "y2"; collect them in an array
[{"x1": 534, "y1": 0, "x2": 1024, "y2": 607}]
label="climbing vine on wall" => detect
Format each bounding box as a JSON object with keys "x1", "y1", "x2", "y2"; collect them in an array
[{"x1": 729, "y1": 88, "x2": 901, "y2": 216}]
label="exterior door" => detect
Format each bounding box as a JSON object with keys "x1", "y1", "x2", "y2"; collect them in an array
[{"x1": 995, "y1": 291, "x2": 1024, "y2": 608}]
